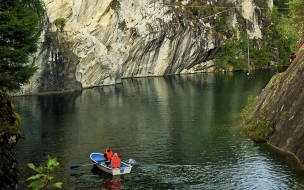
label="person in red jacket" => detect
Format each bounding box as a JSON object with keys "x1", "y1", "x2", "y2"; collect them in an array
[
  {"x1": 104, "y1": 148, "x2": 113, "y2": 167},
  {"x1": 290, "y1": 53, "x2": 296, "y2": 63},
  {"x1": 111, "y1": 153, "x2": 121, "y2": 168}
]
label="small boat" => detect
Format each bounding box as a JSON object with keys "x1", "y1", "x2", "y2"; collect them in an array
[{"x1": 90, "y1": 152, "x2": 132, "y2": 175}]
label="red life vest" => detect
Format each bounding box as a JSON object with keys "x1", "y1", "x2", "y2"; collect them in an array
[
  {"x1": 111, "y1": 154, "x2": 121, "y2": 168},
  {"x1": 104, "y1": 149, "x2": 113, "y2": 161}
]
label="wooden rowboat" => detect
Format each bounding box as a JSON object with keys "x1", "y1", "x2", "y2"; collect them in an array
[{"x1": 90, "y1": 152, "x2": 132, "y2": 175}]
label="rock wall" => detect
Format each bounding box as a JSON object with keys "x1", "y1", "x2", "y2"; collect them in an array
[
  {"x1": 16, "y1": 0, "x2": 266, "y2": 95},
  {"x1": 244, "y1": 47, "x2": 304, "y2": 165}
]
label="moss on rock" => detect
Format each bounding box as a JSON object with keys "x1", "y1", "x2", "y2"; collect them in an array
[
  {"x1": 0, "y1": 91, "x2": 21, "y2": 189},
  {"x1": 245, "y1": 116, "x2": 274, "y2": 142}
]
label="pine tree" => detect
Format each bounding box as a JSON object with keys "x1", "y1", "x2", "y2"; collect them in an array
[{"x1": 0, "y1": 0, "x2": 44, "y2": 91}]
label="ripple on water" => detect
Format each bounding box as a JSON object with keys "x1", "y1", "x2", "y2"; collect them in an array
[{"x1": 129, "y1": 159, "x2": 303, "y2": 190}]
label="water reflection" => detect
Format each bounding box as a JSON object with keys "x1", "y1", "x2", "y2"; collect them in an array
[{"x1": 13, "y1": 70, "x2": 304, "y2": 189}]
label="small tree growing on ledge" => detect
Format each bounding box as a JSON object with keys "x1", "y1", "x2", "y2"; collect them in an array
[
  {"x1": 111, "y1": 0, "x2": 121, "y2": 10},
  {"x1": 54, "y1": 18, "x2": 66, "y2": 32}
]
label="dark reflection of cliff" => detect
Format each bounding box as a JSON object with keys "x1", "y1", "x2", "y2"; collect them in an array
[{"x1": 13, "y1": 91, "x2": 81, "y2": 176}]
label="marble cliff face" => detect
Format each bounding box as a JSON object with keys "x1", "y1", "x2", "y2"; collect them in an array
[{"x1": 18, "y1": 0, "x2": 267, "y2": 94}]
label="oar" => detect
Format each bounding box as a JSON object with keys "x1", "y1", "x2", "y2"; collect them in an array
[
  {"x1": 70, "y1": 162, "x2": 102, "y2": 170},
  {"x1": 123, "y1": 158, "x2": 136, "y2": 166}
]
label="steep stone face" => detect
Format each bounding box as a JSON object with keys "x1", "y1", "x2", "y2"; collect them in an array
[
  {"x1": 16, "y1": 0, "x2": 267, "y2": 95},
  {"x1": 243, "y1": 48, "x2": 304, "y2": 165}
]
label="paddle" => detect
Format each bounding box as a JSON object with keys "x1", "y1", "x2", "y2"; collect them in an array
[
  {"x1": 126, "y1": 158, "x2": 136, "y2": 165},
  {"x1": 70, "y1": 162, "x2": 102, "y2": 170}
]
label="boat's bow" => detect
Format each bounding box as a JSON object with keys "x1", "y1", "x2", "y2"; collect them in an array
[{"x1": 90, "y1": 152, "x2": 104, "y2": 163}]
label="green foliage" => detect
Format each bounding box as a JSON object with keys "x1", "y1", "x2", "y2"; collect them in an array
[
  {"x1": 27, "y1": 156, "x2": 62, "y2": 190},
  {"x1": 288, "y1": 0, "x2": 304, "y2": 40},
  {"x1": 215, "y1": 31, "x2": 248, "y2": 70},
  {"x1": 0, "y1": 0, "x2": 45, "y2": 91},
  {"x1": 275, "y1": 15, "x2": 298, "y2": 52},
  {"x1": 240, "y1": 95, "x2": 259, "y2": 120},
  {"x1": 246, "y1": 116, "x2": 273, "y2": 142},
  {"x1": 106, "y1": 44, "x2": 112, "y2": 51},
  {"x1": 271, "y1": 0, "x2": 304, "y2": 53},
  {"x1": 216, "y1": 22, "x2": 293, "y2": 69},
  {"x1": 54, "y1": 18, "x2": 66, "y2": 32},
  {"x1": 111, "y1": 0, "x2": 121, "y2": 10},
  {"x1": 213, "y1": 8, "x2": 231, "y2": 37},
  {"x1": 273, "y1": 0, "x2": 289, "y2": 8},
  {"x1": 252, "y1": 5, "x2": 291, "y2": 65}
]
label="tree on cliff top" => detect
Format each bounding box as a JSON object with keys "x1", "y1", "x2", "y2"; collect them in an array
[
  {"x1": 288, "y1": 0, "x2": 304, "y2": 41},
  {"x1": 0, "y1": 0, "x2": 44, "y2": 91}
]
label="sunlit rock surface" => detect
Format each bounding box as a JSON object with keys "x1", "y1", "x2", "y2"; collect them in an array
[{"x1": 17, "y1": 0, "x2": 265, "y2": 95}]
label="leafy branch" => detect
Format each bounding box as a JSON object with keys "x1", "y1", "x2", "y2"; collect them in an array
[{"x1": 27, "y1": 156, "x2": 62, "y2": 190}]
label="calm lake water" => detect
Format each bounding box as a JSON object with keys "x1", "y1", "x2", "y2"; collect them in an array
[{"x1": 13, "y1": 69, "x2": 304, "y2": 190}]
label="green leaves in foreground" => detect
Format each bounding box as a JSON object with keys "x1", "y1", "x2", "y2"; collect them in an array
[{"x1": 27, "y1": 156, "x2": 62, "y2": 190}]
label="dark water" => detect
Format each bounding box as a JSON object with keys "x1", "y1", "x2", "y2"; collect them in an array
[{"x1": 13, "y1": 70, "x2": 304, "y2": 190}]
